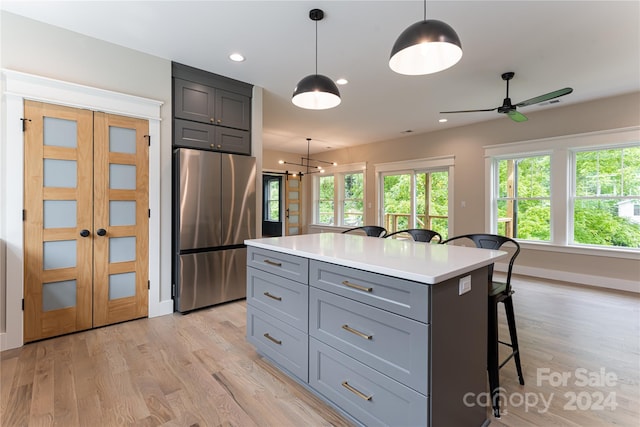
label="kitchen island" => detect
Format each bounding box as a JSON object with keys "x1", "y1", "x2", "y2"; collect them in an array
[{"x1": 245, "y1": 233, "x2": 506, "y2": 427}]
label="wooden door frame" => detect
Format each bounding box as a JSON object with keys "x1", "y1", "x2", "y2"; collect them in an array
[{"x1": 1, "y1": 70, "x2": 167, "y2": 350}]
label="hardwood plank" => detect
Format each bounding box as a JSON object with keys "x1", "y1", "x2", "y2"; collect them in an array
[{"x1": 2, "y1": 276, "x2": 638, "y2": 426}]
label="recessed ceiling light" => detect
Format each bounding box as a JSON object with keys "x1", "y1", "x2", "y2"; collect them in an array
[
  {"x1": 439, "y1": 118, "x2": 448, "y2": 123},
  {"x1": 229, "y1": 53, "x2": 245, "y2": 62},
  {"x1": 336, "y1": 78, "x2": 348, "y2": 85}
]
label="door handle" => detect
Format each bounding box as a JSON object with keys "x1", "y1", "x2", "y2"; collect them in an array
[
  {"x1": 96, "y1": 228, "x2": 107, "y2": 236},
  {"x1": 79, "y1": 229, "x2": 90, "y2": 237}
]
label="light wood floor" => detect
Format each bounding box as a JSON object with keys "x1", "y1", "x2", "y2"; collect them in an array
[{"x1": 1, "y1": 276, "x2": 639, "y2": 426}]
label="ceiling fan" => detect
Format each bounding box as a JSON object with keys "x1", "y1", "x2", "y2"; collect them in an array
[{"x1": 440, "y1": 72, "x2": 573, "y2": 122}]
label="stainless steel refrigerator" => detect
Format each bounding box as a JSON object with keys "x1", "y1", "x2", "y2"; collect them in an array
[{"x1": 173, "y1": 148, "x2": 256, "y2": 312}]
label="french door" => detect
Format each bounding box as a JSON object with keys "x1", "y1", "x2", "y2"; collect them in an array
[{"x1": 23, "y1": 100, "x2": 149, "y2": 342}]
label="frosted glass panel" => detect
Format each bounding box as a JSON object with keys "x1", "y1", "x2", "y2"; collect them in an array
[
  {"x1": 109, "y1": 236, "x2": 136, "y2": 263},
  {"x1": 289, "y1": 227, "x2": 299, "y2": 234},
  {"x1": 109, "y1": 272, "x2": 136, "y2": 300},
  {"x1": 289, "y1": 191, "x2": 298, "y2": 199},
  {"x1": 44, "y1": 117, "x2": 77, "y2": 148},
  {"x1": 44, "y1": 200, "x2": 77, "y2": 228},
  {"x1": 42, "y1": 280, "x2": 76, "y2": 311},
  {"x1": 110, "y1": 164, "x2": 136, "y2": 190},
  {"x1": 44, "y1": 159, "x2": 77, "y2": 188},
  {"x1": 43, "y1": 240, "x2": 76, "y2": 270},
  {"x1": 109, "y1": 126, "x2": 136, "y2": 154},
  {"x1": 289, "y1": 203, "x2": 299, "y2": 211},
  {"x1": 289, "y1": 215, "x2": 299, "y2": 223},
  {"x1": 289, "y1": 180, "x2": 299, "y2": 188},
  {"x1": 109, "y1": 201, "x2": 136, "y2": 226}
]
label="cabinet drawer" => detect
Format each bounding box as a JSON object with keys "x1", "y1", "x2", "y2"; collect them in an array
[
  {"x1": 216, "y1": 126, "x2": 250, "y2": 155},
  {"x1": 246, "y1": 306, "x2": 308, "y2": 382},
  {"x1": 246, "y1": 267, "x2": 308, "y2": 332},
  {"x1": 310, "y1": 287, "x2": 428, "y2": 395},
  {"x1": 310, "y1": 260, "x2": 429, "y2": 323},
  {"x1": 309, "y1": 338, "x2": 428, "y2": 427},
  {"x1": 174, "y1": 118, "x2": 214, "y2": 151},
  {"x1": 247, "y1": 246, "x2": 308, "y2": 284}
]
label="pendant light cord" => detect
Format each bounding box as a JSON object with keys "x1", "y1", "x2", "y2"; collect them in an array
[
  {"x1": 423, "y1": 0, "x2": 427, "y2": 20},
  {"x1": 315, "y1": 19, "x2": 318, "y2": 75}
]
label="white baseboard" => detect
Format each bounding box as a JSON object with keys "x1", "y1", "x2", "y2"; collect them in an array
[{"x1": 495, "y1": 263, "x2": 639, "y2": 293}]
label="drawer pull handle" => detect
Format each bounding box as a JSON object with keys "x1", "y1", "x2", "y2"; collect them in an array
[
  {"x1": 342, "y1": 280, "x2": 372, "y2": 293},
  {"x1": 341, "y1": 381, "x2": 372, "y2": 401},
  {"x1": 263, "y1": 292, "x2": 282, "y2": 301},
  {"x1": 263, "y1": 333, "x2": 282, "y2": 345},
  {"x1": 341, "y1": 324, "x2": 372, "y2": 340},
  {"x1": 264, "y1": 259, "x2": 282, "y2": 267}
]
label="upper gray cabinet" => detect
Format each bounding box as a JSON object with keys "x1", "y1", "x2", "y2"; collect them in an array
[
  {"x1": 172, "y1": 62, "x2": 253, "y2": 154},
  {"x1": 174, "y1": 78, "x2": 251, "y2": 131}
]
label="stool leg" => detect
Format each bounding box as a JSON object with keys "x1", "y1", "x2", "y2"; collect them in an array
[
  {"x1": 504, "y1": 296, "x2": 525, "y2": 385},
  {"x1": 487, "y1": 297, "x2": 501, "y2": 417}
]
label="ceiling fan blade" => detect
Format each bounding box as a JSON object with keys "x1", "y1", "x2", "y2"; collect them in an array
[
  {"x1": 440, "y1": 107, "x2": 497, "y2": 114},
  {"x1": 516, "y1": 87, "x2": 573, "y2": 107},
  {"x1": 508, "y1": 110, "x2": 528, "y2": 122}
]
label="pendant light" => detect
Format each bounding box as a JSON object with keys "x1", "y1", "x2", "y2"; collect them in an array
[
  {"x1": 389, "y1": 0, "x2": 462, "y2": 75},
  {"x1": 292, "y1": 9, "x2": 341, "y2": 110}
]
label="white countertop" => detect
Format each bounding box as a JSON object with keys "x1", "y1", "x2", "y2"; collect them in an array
[{"x1": 245, "y1": 233, "x2": 507, "y2": 284}]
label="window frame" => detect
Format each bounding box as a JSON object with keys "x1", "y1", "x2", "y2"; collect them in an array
[
  {"x1": 312, "y1": 163, "x2": 366, "y2": 226},
  {"x1": 263, "y1": 175, "x2": 282, "y2": 222},
  {"x1": 485, "y1": 126, "x2": 640, "y2": 257},
  {"x1": 375, "y1": 156, "x2": 455, "y2": 236}
]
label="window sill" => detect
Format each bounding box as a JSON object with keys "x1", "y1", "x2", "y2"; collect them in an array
[{"x1": 518, "y1": 240, "x2": 640, "y2": 260}]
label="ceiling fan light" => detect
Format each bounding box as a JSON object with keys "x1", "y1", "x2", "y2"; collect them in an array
[
  {"x1": 292, "y1": 74, "x2": 341, "y2": 110},
  {"x1": 389, "y1": 19, "x2": 462, "y2": 75}
]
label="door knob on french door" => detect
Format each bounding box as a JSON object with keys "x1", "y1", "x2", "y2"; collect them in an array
[
  {"x1": 97, "y1": 228, "x2": 107, "y2": 236},
  {"x1": 80, "y1": 229, "x2": 90, "y2": 237}
]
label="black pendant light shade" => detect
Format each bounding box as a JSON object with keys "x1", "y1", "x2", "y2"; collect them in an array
[
  {"x1": 389, "y1": 17, "x2": 462, "y2": 75},
  {"x1": 292, "y1": 9, "x2": 341, "y2": 110},
  {"x1": 292, "y1": 74, "x2": 341, "y2": 110}
]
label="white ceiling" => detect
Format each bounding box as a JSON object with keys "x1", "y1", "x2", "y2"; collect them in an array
[{"x1": 2, "y1": 1, "x2": 639, "y2": 154}]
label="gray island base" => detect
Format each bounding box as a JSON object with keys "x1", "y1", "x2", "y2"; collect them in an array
[{"x1": 245, "y1": 233, "x2": 506, "y2": 427}]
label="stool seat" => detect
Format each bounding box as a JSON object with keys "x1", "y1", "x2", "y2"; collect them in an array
[{"x1": 489, "y1": 281, "x2": 509, "y2": 297}]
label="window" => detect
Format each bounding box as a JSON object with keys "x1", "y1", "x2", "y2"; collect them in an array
[
  {"x1": 495, "y1": 156, "x2": 551, "y2": 241},
  {"x1": 376, "y1": 156, "x2": 454, "y2": 239},
  {"x1": 382, "y1": 170, "x2": 450, "y2": 238},
  {"x1": 317, "y1": 175, "x2": 335, "y2": 225},
  {"x1": 343, "y1": 172, "x2": 364, "y2": 226},
  {"x1": 313, "y1": 164, "x2": 365, "y2": 226},
  {"x1": 486, "y1": 127, "x2": 640, "y2": 251},
  {"x1": 263, "y1": 176, "x2": 281, "y2": 221},
  {"x1": 573, "y1": 146, "x2": 640, "y2": 247}
]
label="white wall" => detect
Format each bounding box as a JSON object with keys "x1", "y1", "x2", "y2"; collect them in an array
[{"x1": 1, "y1": 11, "x2": 264, "y2": 350}]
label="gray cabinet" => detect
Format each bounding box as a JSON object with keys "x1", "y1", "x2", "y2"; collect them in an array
[
  {"x1": 309, "y1": 337, "x2": 428, "y2": 427},
  {"x1": 172, "y1": 62, "x2": 252, "y2": 155},
  {"x1": 246, "y1": 247, "x2": 489, "y2": 426},
  {"x1": 309, "y1": 286, "x2": 429, "y2": 395},
  {"x1": 246, "y1": 247, "x2": 310, "y2": 382},
  {"x1": 174, "y1": 118, "x2": 250, "y2": 155},
  {"x1": 174, "y1": 78, "x2": 251, "y2": 131}
]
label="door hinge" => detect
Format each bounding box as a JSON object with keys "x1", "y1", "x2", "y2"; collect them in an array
[
  {"x1": 148, "y1": 280, "x2": 150, "y2": 290},
  {"x1": 148, "y1": 209, "x2": 151, "y2": 218},
  {"x1": 20, "y1": 118, "x2": 32, "y2": 132},
  {"x1": 22, "y1": 209, "x2": 26, "y2": 221},
  {"x1": 172, "y1": 283, "x2": 176, "y2": 298},
  {"x1": 22, "y1": 298, "x2": 24, "y2": 311}
]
